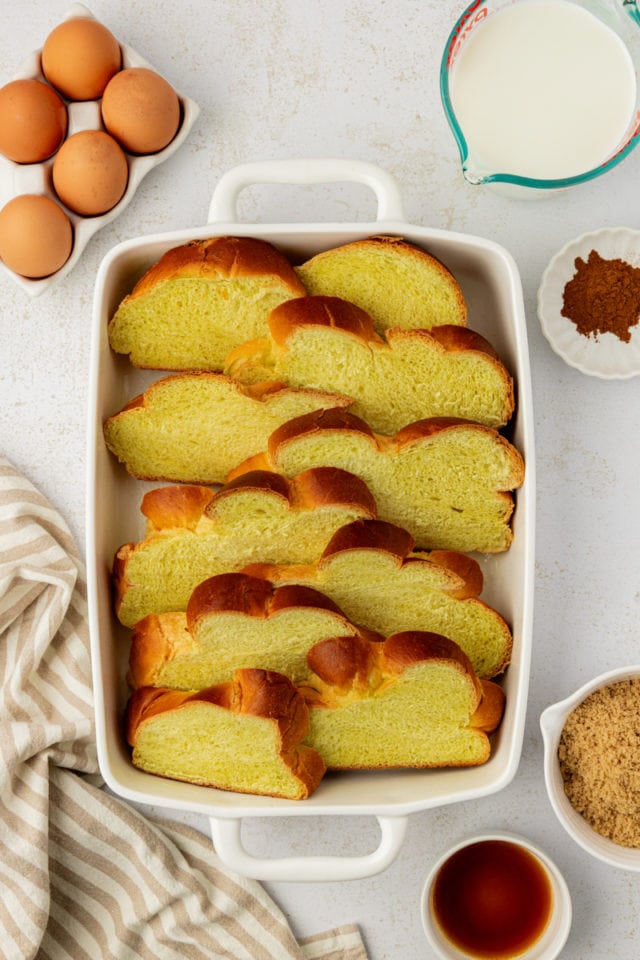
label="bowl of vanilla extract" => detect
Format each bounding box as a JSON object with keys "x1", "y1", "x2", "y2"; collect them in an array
[{"x1": 421, "y1": 831, "x2": 572, "y2": 960}]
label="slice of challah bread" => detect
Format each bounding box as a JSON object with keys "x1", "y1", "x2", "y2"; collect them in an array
[
  {"x1": 126, "y1": 669, "x2": 326, "y2": 800},
  {"x1": 103, "y1": 372, "x2": 351, "y2": 484},
  {"x1": 108, "y1": 236, "x2": 307, "y2": 370},
  {"x1": 295, "y1": 235, "x2": 467, "y2": 334},
  {"x1": 225, "y1": 296, "x2": 514, "y2": 433},
  {"x1": 113, "y1": 467, "x2": 377, "y2": 628},
  {"x1": 128, "y1": 572, "x2": 382, "y2": 691},
  {"x1": 243, "y1": 518, "x2": 512, "y2": 679},
  {"x1": 228, "y1": 409, "x2": 525, "y2": 554},
  {"x1": 301, "y1": 632, "x2": 505, "y2": 769}
]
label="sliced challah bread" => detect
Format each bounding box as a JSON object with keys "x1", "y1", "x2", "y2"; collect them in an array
[
  {"x1": 113, "y1": 467, "x2": 377, "y2": 628},
  {"x1": 108, "y1": 236, "x2": 307, "y2": 370},
  {"x1": 295, "y1": 235, "x2": 467, "y2": 334},
  {"x1": 301, "y1": 632, "x2": 505, "y2": 769},
  {"x1": 244, "y1": 518, "x2": 512, "y2": 679},
  {"x1": 226, "y1": 296, "x2": 514, "y2": 432},
  {"x1": 128, "y1": 572, "x2": 382, "y2": 691},
  {"x1": 126, "y1": 669, "x2": 326, "y2": 800},
  {"x1": 228, "y1": 409, "x2": 525, "y2": 554},
  {"x1": 103, "y1": 372, "x2": 350, "y2": 484}
]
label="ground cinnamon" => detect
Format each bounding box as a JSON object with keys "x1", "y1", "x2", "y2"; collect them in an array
[
  {"x1": 561, "y1": 248, "x2": 640, "y2": 342},
  {"x1": 558, "y1": 678, "x2": 640, "y2": 848}
]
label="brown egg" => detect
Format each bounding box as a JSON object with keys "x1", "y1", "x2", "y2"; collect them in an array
[
  {"x1": 52, "y1": 130, "x2": 129, "y2": 216},
  {"x1": 0, "y1": 79, "x2": 67, "y2": 163},
  {"x1": 41, "y1": 16, "x2": 122, "y2": 101},
  {"x1": 0, "y1": 194, "x2": 73, "y2": 278},
  {"x1": 101, "y1": 67, "x2": 181, "y2": 154}
]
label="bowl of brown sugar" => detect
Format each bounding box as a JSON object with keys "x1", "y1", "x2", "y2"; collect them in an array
[
  {"x1": 540, "y1": 665, "x2": 640, "y2": 870},
  {"x1": 537, "y1": 227, "x2": 640, "y2": 379}
]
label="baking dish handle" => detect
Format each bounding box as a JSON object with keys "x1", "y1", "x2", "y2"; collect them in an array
[
  {"x1": 207, "y1": 158, "x2": 406, "y2": 224},
  {"x1": 208, "y1": 813, "x2": 408, "y2": 882}
]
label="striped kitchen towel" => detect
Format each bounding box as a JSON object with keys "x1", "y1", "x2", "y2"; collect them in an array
[{"x1": 0, "y1": 458, "x2": 369, "y2": 960}]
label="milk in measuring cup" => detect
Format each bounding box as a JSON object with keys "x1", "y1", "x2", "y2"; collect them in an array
[{"x1": 449, "y1": 0, "x2": 637, "y2": 180}]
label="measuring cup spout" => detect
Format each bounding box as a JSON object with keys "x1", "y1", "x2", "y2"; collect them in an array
[
  {"x1": 461, "y1": 160, "x2": 490, "y2": 186},
  {"x1": 441, "y1": 0, "x2": 640, "y2": 196},
  {"x1": 622, "y1": 0, "x2": 640, "y2": 28}
]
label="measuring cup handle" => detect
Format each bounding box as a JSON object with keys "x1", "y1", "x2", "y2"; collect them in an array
[
  {"x1": 208, "y1": 814, "x2": 408, "y2": 882},
  {"x1": 207, "y1": 158, "x2": 406, "y2": 224}
]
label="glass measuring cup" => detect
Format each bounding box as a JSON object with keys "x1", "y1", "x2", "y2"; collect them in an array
[{"x1": 441, "y1": 0, "x2": 640, "y2": 195}]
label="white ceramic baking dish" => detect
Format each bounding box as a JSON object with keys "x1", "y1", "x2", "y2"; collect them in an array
[{"x1": 86, "y1": 158, "x2": 536, "y2": 882}]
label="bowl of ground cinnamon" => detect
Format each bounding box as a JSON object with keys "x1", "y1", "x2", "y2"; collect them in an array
[
  {"x1": 540, "y1": 665, "x2": 640, "y2": 870},
  {"x1": 537, "y1": 227, "x2": 640, "y2": 379}
]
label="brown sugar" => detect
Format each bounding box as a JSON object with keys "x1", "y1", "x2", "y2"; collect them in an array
[{"x1": 558, "y1": 678, "x2": 640, "y2": 847}]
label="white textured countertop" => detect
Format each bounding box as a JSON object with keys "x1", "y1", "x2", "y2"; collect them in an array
[{"x1": 2, "y1": 2, "x2": 640, "y2": 957}]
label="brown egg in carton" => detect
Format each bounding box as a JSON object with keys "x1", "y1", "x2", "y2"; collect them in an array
[{"x1": 0, "y1": 2, "x2": 200, "y2": 296}]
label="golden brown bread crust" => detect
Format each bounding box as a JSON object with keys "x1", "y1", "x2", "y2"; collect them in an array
[
  {"x1": 297, "y1": 235, "x2": 468, "y2": 325},
  {"x1": 241, "y1": 516, "x2": 513, "y2": 680},
  {"x1": 103, "y1": 373, "x2": 353, "y2": 484},
  {"x1": 135, "y1": 467, "x2": 377, "y2": 533},
  {"x1": 321, "y1": 517, "x2": 415, "y2": 561},
  {"x1": 122, "y1": 236, "x2": 307, "y2": 301},
  {"x1": 140, "y1": 484, "x2": 217, "y2": 531},
  {"x1": 304, "y1": 630, "x2": 504, "y2": 737},
  {"x1": 306, "y1": 631, "x2": 477, "y2": 692},
  {"x1": 126, "y1": 668, "x2": 327, "y2": 800},
  {"x1": 278, "y1": 465, "x2": 376, "y2": 513},
  {"x1": 127, "y1": 612, "x2": 191, "y2": 688},
  {"x1": 227, "y1": 407, "x2": 525, "y2": 492},
  {"x1": 128, "y1": 572, "x2": 383, "y2": 689},
  {"x1": 425, "y1": 550, "x2": 484, "y2": 600},
  {"x1": 185, "y1": 572, "x2": 382, "y2": 639},
  {"x1": 314, "y1": 519, "x2": 485, "y2": 599},
  {"x1": 267, "y1": 295, "x2": 386, "y2": 346},
  {"x1": 126, "y1": 686, "x2": 192, "y2": 744},
  {"x1": 306, "y1": 634, "x2": 375, "y2": 691},
  {"x1": 226, "y1": 408, "x2": 371, "y2": 479},
  {"x1": 270, "y1": 408, "x2": 374, "y2": 454},
  {"x1": 186, "y1": 572, "x2": 346, "y2": 626},
  {"x1": 243, "y1": 517, "x2": 485, "y2": 601},
  {"x1": 382, "y1": 629, "x2": 477, "y2": 676},
  {"x1": 214, "y1": 469, "x2": 292, "y2": 504},
  {"x1": 127, "y1": 669, "x2": 314, "y2": 746},
  {"x1": 471, "y1": 679, "x2": 506, "y2": 733},
  {"x1": 267, "y1": 295, "x2": 502, "y2": 362},
  {"x1": 226, "y1": 296, "x2": 513, "y2": 429},
  {"x1": 215, "y1": 466, "x2": 378, "y2": 515},
  {"x1": 111, "y1": 467, "x2": 378, "y2": 622},
  {"x1": 426, "y1": 324, "x2": 500, "y2": 359},
  {"x1": 233, "y1": 668, "x2": 310, "y2": 748}
]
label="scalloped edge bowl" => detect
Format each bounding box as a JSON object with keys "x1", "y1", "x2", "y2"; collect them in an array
[{"x1": 537, "y1": 227, "x2": 640, "y2": 379}]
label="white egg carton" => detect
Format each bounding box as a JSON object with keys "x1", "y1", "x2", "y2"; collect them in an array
[{"x1": 0, "y1": 3, "x2": 200, "y2": 296}]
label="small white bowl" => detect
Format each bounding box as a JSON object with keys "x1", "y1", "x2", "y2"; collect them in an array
[
  {"x1": 421, "y1": 831, "x2": 572, "y2": 960},
  {"x1": 537, "y1": 227, "x2": 640, "y2": 378},
  {"x1": 540, "y1": 665, "x2": 640, "y2": 871}
]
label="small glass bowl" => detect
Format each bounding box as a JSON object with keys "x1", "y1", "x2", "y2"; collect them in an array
[
  {"x1": 537, "y1": 227, "x2": 640, "y2": 378},
  {"x1": 421, "y1": 831, "x2": 572, "y2": 960},
  {"x1": 540, "y1": 665, "x2": 640, "y2": 871}
]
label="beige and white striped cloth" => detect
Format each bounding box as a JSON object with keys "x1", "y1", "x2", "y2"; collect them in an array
[{"x1": 0, "y1": 458, "x2": 369, "y2": 960}]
